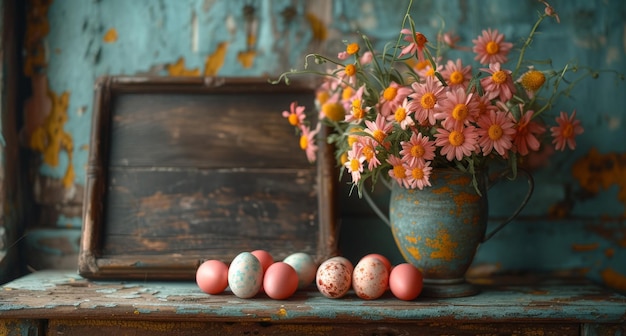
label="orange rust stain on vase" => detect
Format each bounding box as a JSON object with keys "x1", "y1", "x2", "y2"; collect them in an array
[
  {"x1": 605, "y1": 248, "x2": 615, "y2": 258},
  {"x1": 432, "y1": 186, "x2": 452, "y2": 195},
  {"x1": 600, "y1": 268, "x2": 626, "y2": 292},
  {"x1": 571, "y1": 242, "x2": 600, "y2": 252},
  {"x1": 405, "y1": 235, "x2": 417, "y2": 244},
  {"x1": 103, "y1": 28, "x2": 118, "y2": 43},
  {"x1": 572, "y1": 148, "x2": 626, "y2": 214},
  {"x1": 406, "y1": 246, "x2": 421, "y2": 261},
  {"x1": 167, "y1": 57, "x2": 200, "y2": 76},
  {"x1": 425, "y1": 229, "x2": 458, "y2": 261},
  {"x1": 453, "y1": 192, "x2": 481, "y2": 217},
  {"x1": 204, "y1": 42, "x2": 228, "y2": 76}
]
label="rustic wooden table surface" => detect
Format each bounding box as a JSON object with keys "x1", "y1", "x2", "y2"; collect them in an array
[{"x1": 1, "y1": 270, "x2": 625, "y2": 335}]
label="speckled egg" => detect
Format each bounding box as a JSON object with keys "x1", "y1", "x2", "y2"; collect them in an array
[
  {"x1": 227, "y1": 252, "x2": 263, "y2": 299},
  {"x1": 283, "y1": 252, "x2": 317, "y2": 289},
  {"x1": 316, "y1": 257, "x2": 353, "y2": 299},
  {"x1": 352, "y1": 257, "x2": 389, "y2": 300}
]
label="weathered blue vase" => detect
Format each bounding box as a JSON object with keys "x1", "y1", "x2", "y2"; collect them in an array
[{"x1": 368, "y1": 168, "x2": 533, "y2": 297}]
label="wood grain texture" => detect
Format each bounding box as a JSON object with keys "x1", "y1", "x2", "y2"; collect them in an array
[{"x1": 79, "y1": 77, "x2": 338, "y2": 280}]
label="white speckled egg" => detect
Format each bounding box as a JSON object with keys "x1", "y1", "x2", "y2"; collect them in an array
[
  {"x1": 352, "y1": 257, "x2": 389, "y2": 300},
  {"x1": 228, "y1": 252, "x2": 263, "y2": 299},
  {"x1": 316, "y1": 257, "x2": 353, "y2": 299},
  {"x1": 283, "y1": 252, "x2": 317, "y2": 289}
]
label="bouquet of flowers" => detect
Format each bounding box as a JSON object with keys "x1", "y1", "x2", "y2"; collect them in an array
[{"x1": 275, "y1": 1, "x2": 613, "y2": 195}]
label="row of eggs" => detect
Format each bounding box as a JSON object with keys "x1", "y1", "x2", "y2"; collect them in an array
[{"x1": 196, "y1": 250, "x2": 424, "y2": 301}]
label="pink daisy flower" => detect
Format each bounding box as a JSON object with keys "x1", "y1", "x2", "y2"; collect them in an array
[
  {"x1": 365, "y1": 113, "x2": 393, "y2": 147},
  {"x1": 387, "y1": 98, "x2": 415, "y2": 130},
  {"x1": 282, "y1": 101, "x2": 306, "y2": 127},
  {"x1": 387, "y1": 155, "x2": 410, "y2": 189},
  {"x1": 476, "y1": 110, "x2": 517, "y2": 156},
  {"x1": 378, "y1": 81, "x2": 413, "y2": 117},
  {"x1": 344, "y1": 144, "x2": 366, "y2": 184},
  {"x1": 399, "y1": 132, "x2": 436, "y2": 165},
  {"x1": 441, "y1": 59, "x2": 472, "y2": 89},
  {"x1": 406, "y1": 160, "x2": 433, "y2": 190},
  {"x1": 473, "y1": 93, "x2": 499, "y2": 119},
  {"x1": 399, "y1": 29, "x2": 429, "y2": 62},
  {"x1": 299, "y1": 125, "x2": 319, "y2": 163},
  {"x1": 418, "y1": 62, "x2": 443, "y2": 80},
  {"x1": 551, "y1": 110, "x2": 584, "y2": 151},
  {"x1": 480, "y1": 62, "x2": 516, "y2": 102},
  {"x1": 408, "y1": 76, "x2": 446, "y2": 126},
  {"x1": 434, "y1": 125, "x2": 480, "y2": 161},
  {"x1": 344, "y1": 85, "x2": 370, "y2": 123},
  {"x1": 512, "y1": 110, "x2": 547, "y2": 156},
  {"x1": 356, "y1": 136, "x2": 381, "y2": 171},
  {"x1": 435, "y1": 87, "x2": 480, "y2": 130},
  {"x1": 472, "y1": 28, "x2": 513, "y2": 65}
]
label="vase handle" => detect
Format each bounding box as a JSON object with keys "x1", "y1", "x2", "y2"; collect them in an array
[{"x1": 482, "y1": 168, "x2": 534, "y2": 242}]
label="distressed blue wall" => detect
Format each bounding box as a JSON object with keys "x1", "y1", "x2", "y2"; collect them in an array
[{"x1": 16, "y1": 0, "x2": 626, "y2": 290}]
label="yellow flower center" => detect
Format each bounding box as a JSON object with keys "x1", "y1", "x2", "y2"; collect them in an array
[
  {"x1": 347, "y1": 127, "x2": 362, "y2": 146},
  {"x1": 349, "y1": 158, "x2": 360, "y2": 171},
  {"x1": 415, "y1": 59, "x2": 429, "y2": 71},
  {"x1": 342, "y1": 86, "x2": 354, "y2": 101},
  {"x1": 383, "y1": 86, "x2": 398, "y2": 101},
  {"x1": 344, "y1": 64, "x2": 356, "y2": 77},
  {"x1": 321, "y1": 102, "x2": 346, "y2": 121},
  {"x1": 393, "y1": 164, "x2": 406, "y2": 179},
  {"x1": 449, "y1": 71, "x2": 464, "y2": 85},
  {"x1": 346, "y1": 43, "x2": 359, "y2": 55},
  {"x1": 563, "y1": 124, "x2": 574, "y2": 138},
  {"x1": 520, "y1": 70, "x2": 546, "y2": 92},
  {"x1": 316, "y1": 91, "x2": 329, "y2": 105},
  {"x1": 411, "y1": 167, "x2": 424, "y2": 180},
  {"x1": 299, "y1": 135, "x2": 308, "y2": 150},
  {"x1": 411, "y1": 144, "x2": 425, "y2": 158},
  {"x1": 352, "y1": 106, "x2": 365, "y2": 120},
  {"x1": 394, "y1": 107, "x2": 407, "y2": 122},
  {"x1": 488, "y1": 124, "x2": 503, "y2": 140},
  {"x1": 452, "y1": 104, "x2": 469, "y2": 121},
  {"x1": 420, "y1": 92, "x2": 436, "y2": 109},
  {"x1": 448, "y1": 130, "x2": 465, "y2": 146},
  {"x1": 288, "y1": 114, "x2": 299, "y2": 126},
  {"x1": 372, "y1": 130, "x2": 386, "y2": 144},
  {"x1": 486, "y1": 41, "x2": 500, "y2": 55},
  {"x1": 491, "y1": 70, "x2": 507, "y2": 84},
  {"x1": 363, "y1": 146, "x2": 375, "y2": 161},
  {"x1": 426, "y1": 68, "x2": 435, "y2": 77}
]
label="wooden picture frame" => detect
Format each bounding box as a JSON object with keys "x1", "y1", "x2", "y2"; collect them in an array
[{"x1": 78, "y1": 76, "x2": 338, "y2": 280}]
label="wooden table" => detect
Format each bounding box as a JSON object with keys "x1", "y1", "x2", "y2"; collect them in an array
[{"x1": 1, "y1": 270, "x2": 624, "y2": 335}]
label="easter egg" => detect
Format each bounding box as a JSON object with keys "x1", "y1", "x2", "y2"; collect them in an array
[
  {"x1": 283, "y1": 252, "x2": 317, "y2": 289},
  {"x1": 263, "y1": 262, "x2": 299, "y2": 300},
  {"x1": 196, "y1": 259, "x2": 229, "y2": 294},
  {"x1": 352, "y1": 257, "x2": 389, "y2": 300},
  {"x1": 251, "y1": 249, "x2": 274, "y2": 273},
  {"x1": 316, "y1": 257, "x2": 353, "y2": 299},
  {"x1": 389, "y1": 263, "x2": 423, "y2": 301},
  {"x1": 228, "y1": 252, "x2": 263, "y2": 298}
]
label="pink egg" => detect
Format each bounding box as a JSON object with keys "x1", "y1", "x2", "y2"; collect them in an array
[
  {"x1": 251, "y1": 250, "x2": 274, "y2": 273},
  {"x1": 352, "y1": 257, "x2": 389, "y2": 300},
  {"x1": 196, "y1": 260, "x2": 229, "y2": 294},
  {"x1": 263, "y1": 262, "x2": 299, "y2": 300},
  {"x1": 389, "y1": 263, "x2": 423, "y2": 301}
]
